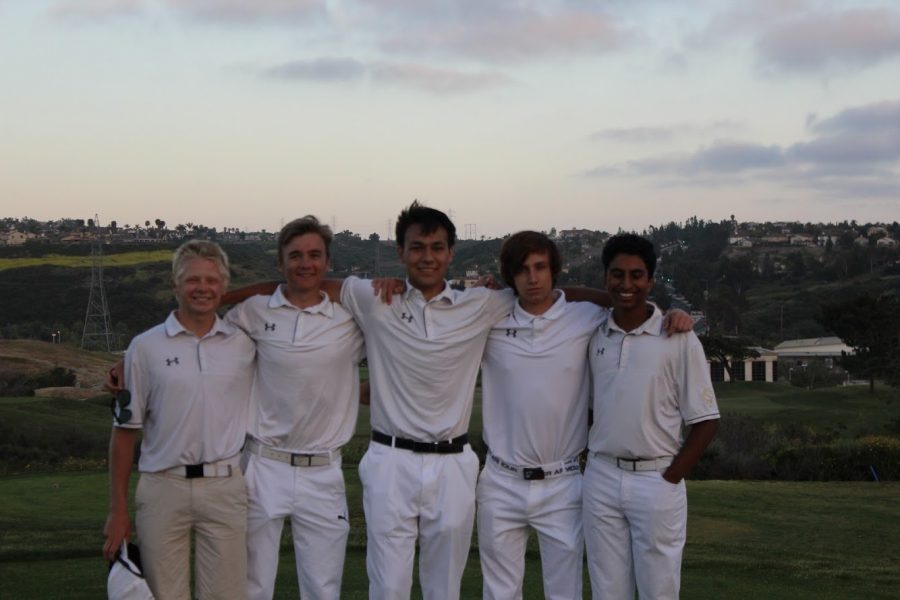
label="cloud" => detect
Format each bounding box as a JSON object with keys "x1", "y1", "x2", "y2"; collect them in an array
[
  {"x1": 788, "y1": 100, "x2": 900, "y2": 165},
  {"x1": 262, "y1": 56, "x2": 509, "y2": 93},
  {"x1": 584, "y1": 99, "x2": 900, "y2": 199},
  {"x1": 49, "y1": 0, "x2": 144, "y2": 20},
  {"x1": 370, "y1": 62, "x2": 510, "y2": 93},
  {"x1": 757, "y1": 7, "x2": 900, "y2": 72},
  {"x1": 168, "y1": 0, "x2": 324, "y2": 25},
  {"x1": 589, "y1": 121, "x2": 744, "y2": 144},
  {"x1": 264, "y1": 57, "x2": 367, "y2": 82},
  {"x1": 360, "y1": 1, "x2": 631, "y2": 63}
]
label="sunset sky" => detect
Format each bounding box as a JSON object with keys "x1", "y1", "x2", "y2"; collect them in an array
[{"x1": 3, "y1": 0, "x2": 900, "y2": 238}]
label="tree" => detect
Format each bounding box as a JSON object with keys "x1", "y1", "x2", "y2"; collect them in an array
[
  {"x1": 699, "y1": 334, "x2": 759, "y2": 382},
  {"x1": 819, "y1": 295, "x2": 900, "y2": 394}
]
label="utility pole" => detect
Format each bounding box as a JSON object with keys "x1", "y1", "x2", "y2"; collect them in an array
[{"x1": 81, "y1": 214, "x2": 115, "y2": 352}]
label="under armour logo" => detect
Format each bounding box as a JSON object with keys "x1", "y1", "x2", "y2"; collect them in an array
[
  {"x1": 337, "y1": 515, "x2": 348, "y2": 521},
  {"x1": 506, "y1": 329, "x2": 517, "y2": 337},
  {"x1": 264, "y1": 322, "x2": 276, "y2": 331},
  {"x1": 165, "y1": 357, "x2": 180, "y2": 366},
  {"x1": 596, "y1": 347, "x2": 605, "y2": 356},
  {"x1": 400, "y1": 312, "x2": 414, "y2": 323}
]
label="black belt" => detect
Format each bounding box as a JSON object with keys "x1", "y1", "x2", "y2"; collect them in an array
[{"x1": 371, "y1": 430, "x2": 468, "y2": 454}]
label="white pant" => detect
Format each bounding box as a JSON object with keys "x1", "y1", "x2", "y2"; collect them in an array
[
  {"x1": 358, "y1": 442, "x2": 480, "y2": 600},
  {"x1": 476, "y1": 461, "x2": 583, "y2": 600},
  {"x1": 583, "y1": 456, "x2": 686, "y2": 600},
  {"x1": 243, "y1": 452, "x2": 349, "y2": 600}
]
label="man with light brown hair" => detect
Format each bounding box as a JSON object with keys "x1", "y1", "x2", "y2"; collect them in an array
[{"x1": 103, "y1": 240, "x2": 255, "y2": 599}]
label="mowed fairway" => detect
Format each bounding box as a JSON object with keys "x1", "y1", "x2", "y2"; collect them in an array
[
  {"x1": 0, "y1": 250, "x2": 171, "y2": 271},
  {"x1": 1, "y1": 471, "x2": 897, "y2": 599}
]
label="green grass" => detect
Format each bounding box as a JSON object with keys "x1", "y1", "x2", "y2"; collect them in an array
[
  {"x1": 715, "y1": 381, "x2": 900, "y2": 436},
  {"x1": 2, "y1": 472, "x2": 898, "y2": 599},
  {"x1": 0, "y1": 250, "x2": 172, "y2": 271}
]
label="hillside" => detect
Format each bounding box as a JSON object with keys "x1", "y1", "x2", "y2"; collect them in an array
[
  {"x1": 2, "y1": 218, "x2": 899, "y2": 350},
  {"x1": 0, "y1": 340, "x2": 118, "y2": 392}
]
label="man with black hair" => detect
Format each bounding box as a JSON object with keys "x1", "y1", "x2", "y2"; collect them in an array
[
  {"x1": 584, "y1": 233, "x2": 719, "y2": 600},
  {"x1": 340, "y1": 201, "x2": 517, "y2": 600}
]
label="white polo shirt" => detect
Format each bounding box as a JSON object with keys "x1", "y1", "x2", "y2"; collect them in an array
[
  {"x1": 481, "y1": 291, "x2": 607, "y2": 466},
  {"x1": 120, "y1": 312, "x2": 256, "y2": 473},
  {"x1": 341, "y1": 276, "x2": 514, "y2": 441},
  {"x1": 588, "y1": 305, "x2": 719, "y2": 459},
  {"x1": 225, "y1": 286, "x2": 364, "y2": 452}
]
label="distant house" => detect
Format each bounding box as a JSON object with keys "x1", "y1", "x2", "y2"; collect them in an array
[
  {"x1": 559, "y1": 228, "x2": 594, "y2": 239},
  {"x1": 877, "y1": 237, "x2": 898, "y2": 249},
  {"x1": 728, "y1": 236, "x2": 753, "y2": 247},
  {"x1": 761, "y1": 235, "x2": 790, "y2": 245},
  {"x1": 789, "y1": 234, "x2": 815, "y2": 246},
  {"x1": 773, "y1": 337, "x2": 854, "y2": 379},
  {"x1": 708, "y1": 347, "x2": 778, "y2": 383},
  {"x1": 1, "y1": 230, "x2": 34, "y2": 246}
]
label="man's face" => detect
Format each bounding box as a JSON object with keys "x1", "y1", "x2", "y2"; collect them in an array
[
  {"x1": 605, "y1": 253, "x2": 654, "y2": 312},
  {"x1": 173, "y1": 257, "x2": 226, "y2": 319},
  {"x1": 279, "y1": 232, "x2": 328, "y2": 296},
  {"x1": 397, "y1": 224, "x2": 453, "y2": 298},
  {"x1": 513, "y1": 251, "x2": 555, "y2": 313}
]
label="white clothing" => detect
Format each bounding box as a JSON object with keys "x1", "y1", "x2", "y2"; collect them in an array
[
  {"x1": 340, "y1": 277, "x2": 513, "y2": 440},
  {"x1": 121, "y1": 312, "x2": 255, "y2": 473},
  {"x1": 583, "y1": 458, "x2": 686, "y2": 600},
  {"x1": 588, "y1": 306, "x2": 719, "y2": 459},
  {"x1": 225, "y1": 287, "x2": 364, "y2": 452}
]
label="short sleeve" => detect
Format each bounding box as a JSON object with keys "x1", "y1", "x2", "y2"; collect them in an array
[
  {"x1": 678, "y1": 333, "x2": 720, "y2": 425},
  {"x1": 340, "y1": 276, "x2": 375, "y2": 322},
  {"x1": 118, "y1": 341, "x2": 147, "y2": 429},
  {"x1": 223, "y1": 300, "x2": 251, "y2": 334}
]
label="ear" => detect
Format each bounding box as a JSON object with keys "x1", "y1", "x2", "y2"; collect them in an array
[{"x1": 396, "y1": 244, "x2": 404, "y2": 260}]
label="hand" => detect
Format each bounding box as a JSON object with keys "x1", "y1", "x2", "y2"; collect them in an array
[
  {"x1": 102, "y1": 509, "x2": 131, "y2": 561},
  {"x1": 661, "y1": 468, "x2": 682, "y2": 484},
  {"x1": 371, "y1": 278, "x2": 406, "y2": 304},
  {"x1": 474, "y1": 274, "x2": 502, "y2": 290},
  {"x1": 663, "y1": 308, "x2": 694, "y2": 337},
  {"x1": 103, "y1": 360, "x2": 125, "y2": 393}
]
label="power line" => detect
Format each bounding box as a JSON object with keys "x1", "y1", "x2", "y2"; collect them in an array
[{"x1": 81, "y1": 214, "x2": 115, "y2": 352}]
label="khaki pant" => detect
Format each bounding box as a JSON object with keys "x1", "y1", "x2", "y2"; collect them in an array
[{"x1": 135, "y1": 469, "x2": 248, "y2": 600}]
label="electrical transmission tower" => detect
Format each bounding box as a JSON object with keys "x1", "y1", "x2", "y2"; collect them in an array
[{"x1": 81, "y1": 215, "x2": 115, "y2": 352}]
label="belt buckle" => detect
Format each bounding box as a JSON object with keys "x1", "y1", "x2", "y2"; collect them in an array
[
  {"x1": 291, "y1": 454, "x2": 311, "y2": 467},
  {"x1": 522, "y1": 467, "x2": 545, "y2": 481},
  {"x1": 616, "y1": 458, "x2": 638, "y2": 472},
  {"x1": 185, "y1": 464, "x2": 204, "y2": 478}
]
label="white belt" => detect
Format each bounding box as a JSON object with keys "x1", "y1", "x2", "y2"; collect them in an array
[
  {"x1": 593, "y1": 452, "x2": 673, "y2": 472},
  {"x1": 245, "y1": 438, "x2": 337, "y2": 467},
  {"x1": 163, "y1": 454, "x2": 239, "y2": 478},
  {"x1": 488, "y1": 452, "x2": 581, "y2": 481}
]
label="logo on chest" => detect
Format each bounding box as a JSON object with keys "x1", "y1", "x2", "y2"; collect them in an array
[
  {"x1": 505, "y1": 329, "x2": 517, "y2": 337},
  {"x1": 596, "y1": 347, "x2": 605, "y2": 356},
  {"x1": 165, "y1": 356, "x2": 180, "y2": 366},
  {"x1": 399, "y1": 312, "x2": 414, "y2": 323},
  {"x1": 264, "y1": 322, "x2": 276, "y2": 331}
]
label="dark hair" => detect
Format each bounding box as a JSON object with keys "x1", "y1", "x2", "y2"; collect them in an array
[
  {"x1": 601, "y1": 233, "x2": 657, "y2": 277},
  {"x1": 499, "y1": 231, "x2": 562, "y2": 291},
  {"x1": 277, "y1": 216, "x2": 333, "y2": 262},
  {"x1": 395, "y1": 200, "x2": 456, "y2": 248}
]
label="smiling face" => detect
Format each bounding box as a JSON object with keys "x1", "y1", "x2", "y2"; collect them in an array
[
  {"x1": 605, "y1": 252, "x2": 654, "y2": 316},
  {"x1": 397, "y1": 223, "x2": 453, "y2": 300},
  {"x1": 279, "y1": 232, "x2": 328, "y2": 303},
  {"x1": 513, "y1": 251, "x2": 555, "y2": 315},
  {"x1": 172, "y1": 256, "x2": 226, "y2": 320}
]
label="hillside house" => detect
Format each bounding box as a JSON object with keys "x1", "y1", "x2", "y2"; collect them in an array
[{"x1": 708, "y1": 347, "x2": 778, "y2": 383}]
